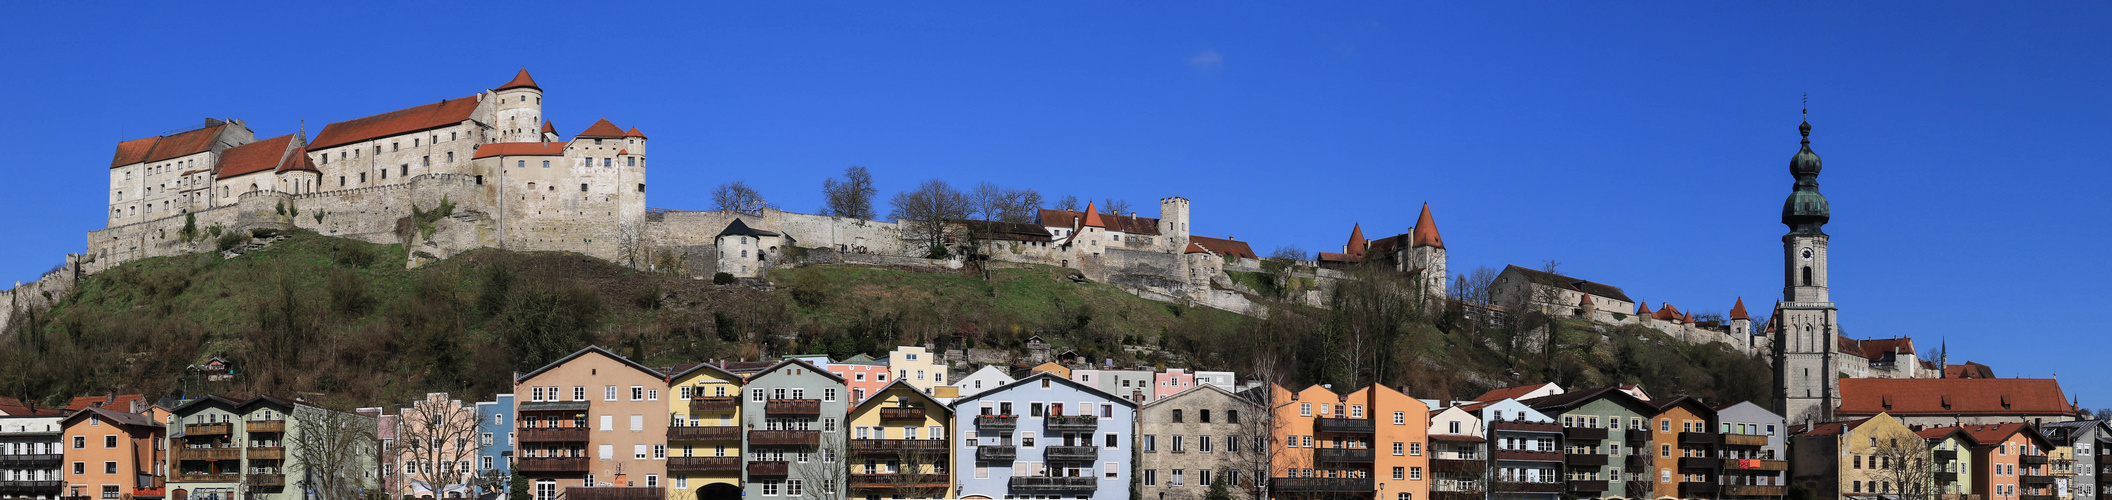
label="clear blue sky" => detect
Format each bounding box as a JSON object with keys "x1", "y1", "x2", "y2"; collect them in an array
[{"x1": 4, "y1": 3, "x2": 2108, "y2": 406}]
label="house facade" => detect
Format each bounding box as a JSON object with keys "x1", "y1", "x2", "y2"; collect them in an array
[
  {"x1": 1520, "y1": 387, "x2": 1656, "y2": 500},
  {"x1": 845, "y1": 381, "x2": 952, "y2": 500},
  {"x1": 1137, "y1": 385, "x2": 1263, "y2": 500},
  {"x1": 952, "y1": 367, "x2": 1016, "y2": 399},
  {"x1": 739, "y1": 360, "x2": 849, "y2": 500},
  {"x1": 1712, "y1": 401, "x2": 1788, "y2": 498},
  {"x1": 166, "y1": 396, "x2": 377, "y2": 500},
  {"x1": 1917, "y1": 426, "x2": 1979, "y2": 499},
  {"x1": 0, "y1": 415, "x2": 65, "y2": 500},
  {"x1": 950, "y1": 372, "x2": 1136, "y2": 500},
  {"x1": 667, "y1": 362, "x2": 745, "y2": 500},
  {"x1": 1426, "y1": 406, "x2": 1486, "y2": 500},
  {"x1": 511, "y1": 346, "x2": 671, "y2": 499},
  {"x1": 59, "y1": 407, "x2": 165, "y2": 500}
]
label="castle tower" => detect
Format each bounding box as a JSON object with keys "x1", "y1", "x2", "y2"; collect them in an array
[
  {"x1": 1159, "y1": 196, "x2": 1190, "y2": 252},
  {"x1": 494, "y1": 69, "x2": 545, "y2": 143},
  {"x1": 1773, "y1": 111, "x2": 1841, "y2": 426},
  {"x1": 1407, "y1": 203, "x2": 1447, "y2": 299},
  {"x1": 1728, "y1": 297, "x2": 1753, "y2": 351}
]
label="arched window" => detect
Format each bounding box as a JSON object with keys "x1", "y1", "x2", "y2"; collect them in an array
[{"x1": 1801, "y1": 266, "x2": 1813, "y2": 286}]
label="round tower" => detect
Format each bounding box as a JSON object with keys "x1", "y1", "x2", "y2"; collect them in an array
[{"x1": 494, "y1": 69, "x2": 544, "y2": 143}]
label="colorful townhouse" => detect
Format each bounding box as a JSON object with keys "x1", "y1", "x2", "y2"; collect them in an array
[
  {"x1": 0, "y1": 415, "x2": 65, "y2": 500},
  {"x1": 1474, "y1": 396, "x2": 1564, "y2": 500},
  {"x1": 1787, "y1": 413, "x2": 1917, "y2": 500},
  {"x1": 1646, "y1": 396, "x2": 1720, "y2": 500},
  {"x1": 887, "y1": 347, "x2": 947, "y2": 393},
  {"x1": 512, "y1": 346, "x2": 671, "y2": 499},
  {"x1": 391, "y1": 393, "x2": 481, "y2": 499},
  {"x1": 1137, "y1": 385, "x2": 1262, "y2": 500},
  {"x1": 59, "y1": 407, "x2": 165, "y2": 500},
  {"x1": 1963, "y1": 423, "x2": 2056, "y2": 500},
  {"x1": 739, "y1": 359, "x2": 849, "y2": 500},
  {"x1": 474, "y1": 393, "x2": 515, "y2": 496},
  {"x1": 667, "y1": 362, "x2": 745, "y2": 500},
  {"x1": 791, "y1": 355, "x2": 889, "y2": 405},
  {"x1": 1713, "y1": 401, "x2": 1788, "y2": 498},
  {"x1": 2036, "y1": 420, "x2": 2110, "y2": 500},
  {"x1": 1918, "y1": 426, "x2": 1979, "y2": 499},
  {"x1": 1265, "y1": 383, "x2": 1430, "y2": 500},
  {"x1": 951, "y1": 372, "x2": 1135, "y2": 500},
  {"x1": 166, "y1": 395, "x2": 378, "y2": 500},
  {"x1": 1153, "y1": 369, "x2": 1197, "y2": 402},
  {"x1": 845, "y1": 381, "x2": 952, "y2": 500},
  {"x1": 1069, "y1": 369, "x2": 1152, "y2": 404},
  {"x1": 954, "y1": 366, "x2": 1016, "y2": 399},
  {"x1": 1425, "y1": 405, "x2": 1486, "y2": 500},
  {"x1": 1520, "y1": 386, "x2": 1655, "y2": 500},
  {"x1": 1193, "y1": 372, "x2": 1237, "y2": 391}
]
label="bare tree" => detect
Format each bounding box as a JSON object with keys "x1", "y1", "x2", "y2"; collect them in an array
[
  {"x1": 1227, "y1": 365, "x2": 1280, "y2": 500},
  {"x1": 1100, "y1": 198, "x2": 1132, "y2": 217},
  {"x1": 970, "y1": 182, "x2": 1007, "y2": 222},
  {"x1": 1268, "y1": 245, "x2": 1308, "y2": 262},
  {"x1": 288, "y1": 405, "x2": 379, "y2": 500},
  {"x1": 713, "y1": 181, "x2": 771, "y2": 215},
  {"x1": 794, "y1": 437, "x2": 848, "y2": 500},
  {"x1": 889, "y1": 179, "x2": 971, "y2": 255},
  {"x1": 615, "y1": 221, "x2": 646, "y2": 268},
  {"x1": 1450, "y1": 267, "x2": 1499, "y2": 306},
  {"x1": 1868, "y1": 427, "x2": 1935, "y2": 500},
  {"x1": 397, "y1": 394, "x2": 482, "y2": 499},
  {"x1": 995, "y1": 188, "x2": 1043, "y2": 225},
  {"x1": 821, "y1": 166, "x2": 877, "y2": 220},
  {"x1": 1055, "y1": 195, "x2": 1081, "y2": 212}
]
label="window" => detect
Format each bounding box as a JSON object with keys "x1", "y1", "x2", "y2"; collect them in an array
[
  {"x1": 1410, "y1": 467, "x2": 1423, "y2": 480},
  {"x1": 1300, "y1": 403, "x2": 1312, "y2": 417},
  {"x1": 1106, "y1": 462, "x2": 1120, "y2": 478},
  {"x1": 543, "y1": 160, "x2": 550, "y2": 168},
  {"x1": 1394, "y1": 412, "x2": 1406, "y2": 425},
  {"x1": 1144, "y1": 469, "x2": 1157, "y2": 486},
  {"x1": 1171, "y1": 469, "x2": 1185, "y2": 486},
  {"x1": 1410, "y1": 442, "x2": 1422, "y2": 456},
  {"x1": 632, "y1": 386, "x2": 645, "y2": 400},
  {"x1": 606, "y1": 386, "x2": 618, "y2": 401},
  {"x1": 581, "y1": 183, "x2": 588, "y2": 192},
  {"x1": 1172, "y1": 435, "x2": 1185, "y2": 452},
  {"x1": 1143, "y1": 435, "x2": 1156, "y2": 452},
  {"x1": 1172, "y1": 410, "x2": 1183, "y2": 423},
  {"x1": 104, "y1": 461, "x2": 117, "y2": 474},
  {"x1": 574, "y1": 386, "x2": 586, "y2": 401},
  {"x1": 1199, "y1": 436, "x2": 1213, "y2": 452},
  {"x1": 1394, "y1": 442, "x2": 1405, "y2": 456},
  {"x1": 1661, "y1": 419, "x2": 1670, "y2": 432},
  {"x1": 1393, "y1": 467, "x2": 1405, "y2": 480},
  {"x1": 105, "y1": 436, "x2": 117, "y2": 448}
]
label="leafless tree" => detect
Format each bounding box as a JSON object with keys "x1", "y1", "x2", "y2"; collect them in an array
[
  {"x1": 1450, "y1": 266, "x2": 1499, "y2": 306},
  {"x1": 713, "y1": 181, "x2": 771, "y2": 215},
  {"x1": 889, "y1": 179, "x2": 971, "y2": 254},
  {"x1": 1869, "y1": 427, "x2": 1935, "y2": 500},
  {"x1": 1100, "y1": 198, "x2": 1132, "y2": 217},
  {"x1": 1226, "y1": 363, "x2": 1280, "y2": 500},
  {"x1": 397, "y1": 394, "x2": 483, "y2": 498},
  {"x1": 288, "y1": 405, "x2": 379, "y2": 500},
  {"x1": 994, "y1": 189, "x2": 1043, "y2": 225},
  {"x1": 793, "y1": 437, "x2": 848, "y2": 500},
  {"x1": 615, "y1": 221, "x2": 646, "y2": 268},
  {"x1": 821, "y1": 166, "x2": 877, "y2": 220},
  {"x1": 970, "y1": 182, "x2": 1007, "y2": 222},
  {"x1": 1055, "y1": 195, "x2": 1081, "y2": 212},
  {"x1": 1268, "y1": 245, "x2": 1308, "y2": 262}
]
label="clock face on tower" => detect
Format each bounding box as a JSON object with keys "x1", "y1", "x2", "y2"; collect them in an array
[{"x1": 1800, "y1": 248, "x2": 1813, "y2": 261}]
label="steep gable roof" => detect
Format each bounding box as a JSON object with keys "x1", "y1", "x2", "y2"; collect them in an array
[
  {"x1": 1856, "y1": 338, "x2": 1916, "y2": 360},
  {"x1": 110, "y1": 137, "x2": 162, "y2": 168},
  {"x1": 1037, "y1": 208, "x2": 1161, "y2": 235},
  {"x1": 1189, "y1": 235, "x2": 1256, "y2": 259},
  {"x1": 1837, "y1": 378, "x2": 2075, "y2": 417},
  {"x1": 541, "y1": 121, "x2": 558, "y2": 137},
  {"x1": 310, "y1": 95, "x2": 480, "y2": 150},
  {"x1": 576, "y1": 118, "x2": 627, "y2": 138},
  {"x1": 669, "y1": 360, "x2": 743, "y2": 384},
  {"x1": 215, "y1": 134, "x2": 298, "y2": 180},
  {"x1": 1915, "y1": 425, "x2": 1978, "y2": 445},
  {"x1": 1960, "y1": 422, "x2": 2051, "y2": 449},
  {"x1": 61, "y1": 405, "x2": 162, "y2": 429},
  {"x1": 278, "y1": 147, "x2": 319, "y2": 173},
  {"x1": 496, "y1": 68, "x2": 540, "y2": 91},
  {"x1": 1522, "y1": 385, "x2": 1655, "y2": 414},
  {"x1": 852, "y1": 380, "x2": 952, "y2": 416},
  {"x1": 950, "y1": 372, "x2": 1139, "y2": 409},
  {"x1": 514, "y1": 345, "x2": 667, "y2": 383},
  {"x1": 146, "y1": 123, "x2": 234, "y2": 163},
  {"x1": 1729, "y1": 298, "x2": 1750, "y2": 321},
  {"x1": 625, "y1": 127, "x2": 647, "y2": 139},
  {"x1": 1790, "y1": 417, "x2": 1873, "y2": 437},
  {"x1": 1946, "y1": 361, "x2": 1996, "y2": 379},
  {"x1": 1471, "y1": 383, "x2": 1560, "y2": 403},
  {"x1": 1502, "y1": 265, "x2": 1635, "y2": 303},
  {"x1": 66, "y1": 394, "x2": 148, "y2": 413},
  {"x1": 750, "y1": 358, "x2": 847, "y2": 384},
  {"x1": 718, "y1": 219, "x2": 780, "y2": 237},
  {"x1": 1411, "y1": 203, "x2": 1443, "y2": 248}
]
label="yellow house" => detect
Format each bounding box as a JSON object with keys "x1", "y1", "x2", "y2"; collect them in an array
[
  {"x1": 845, "y1": 380, "x2": 953, "y2": 500},
  {"x1": 1788, "y1": 412, "x2": 1922, "y2": 500},
  {"x1": 888, "y1": 346, "x2": 948, "y2": 392},
  {"x1": 667, "y1": 363, "x2": 746, "y2": 500}
]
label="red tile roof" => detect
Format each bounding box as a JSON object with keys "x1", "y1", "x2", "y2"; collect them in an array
[
  {"x1": 1411, "y1": 203, "x2": 1443, "y2": 248},
  {"x1": 1653, "y1": 303, "x2": 1682, "y2": 321},
  {"x1": 310, "y1": 95, "x2": 481, "y2": 150},
  {"x1": 1945, "y1": 361, "x2": 1996, "y2": 379},
  {"x1": 1915, "y1": 426, "x2": 1979, "y2": 444},
  {"x1": 1789, "y1": 417, "x2": 1872, "y2": 437},
  {"x1": 1471, "y1": 382, "x2": 1558, "y2": 403},
  {"x1": 542, "y1": 120, "x2": 558, "y2": 137},
  {"x1": 1837, "y1": 378, "x2": 2076, "y2": 417},
  {"x1": 1037, "y1": 208, "x2": 1162, "y2": 235},
  {"x1": 1189, "y1": 235, "x2": 1256, "y2": 259},
  {"x1": 279, "y1": 147, "x2": 319, "y2": 173},
  {"x1": 625, "y1": 126, "x2": 647, "y2": 139},
  {"x1": 110, "y1": 136, "x2": 161, "y2": 168},
  {"x1": 473, "y1": 142, "x2": 569, "y2": 159},
  {"x1": 1958, "y1": 422, "x2": 2049, "y2": 448},
  {"x1": 66, "y1": 394, "x2": 147, "y2": 413},
  {"x1": 1578, "y1": 293, "x2": 1594, "y2": 307},
  {"x1": 1184, "y1": 242, "x2": 1210, "y2": 254},
  {"x1": 1855, "y1": 337, "x2": 1916, "y2": 360},
  {"x1": 1346, "y1": 224, "x2": 1368, "y2": 257},
  {"x1": 577, "y1": 118, "x2": 627, "y2": 138},
  {"x1": 146, "y1": 123, "x2": 233, "y2": 163},
  {"x1": 1729, "y1": 298, "x2": 1750, "y2": 320},
  {"x1": 1081, "y1": 202, "x2": 1106, "y2": 228},
  {"x1": 1637, "y1": 302, "x2": 1651, "y2": 315},
  {"x1": 216, "y1": 134, "x2": 297, "y2": 180},
  {"x1": 497, "y1": 68, "x2": 540, "y2": 91}
]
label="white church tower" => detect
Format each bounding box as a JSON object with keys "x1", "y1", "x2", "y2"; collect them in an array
[{"x1": 1772, "y1": 111, "x2": 1842, "y2": 427}]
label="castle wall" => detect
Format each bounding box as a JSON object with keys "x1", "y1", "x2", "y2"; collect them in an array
[{"x1": 309, "y1": 118, "x2": 490, "y2": 192}]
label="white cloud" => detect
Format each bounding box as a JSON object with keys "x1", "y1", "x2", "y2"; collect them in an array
[{"x1": 1188, "y1": 48, "x2": 1223, "y2": 70}]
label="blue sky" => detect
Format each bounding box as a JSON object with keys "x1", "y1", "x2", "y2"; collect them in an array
[{"x1": 4, "y1": 3, "x2": 2109, "y2": 406}]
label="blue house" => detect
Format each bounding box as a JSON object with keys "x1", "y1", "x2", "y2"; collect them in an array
[
  {"x1": 476, "y1": 393, "x2": 516, "y2": 498},
  {"x1": 949, "y1": 372, "x2": 1136, "y2": 500}
]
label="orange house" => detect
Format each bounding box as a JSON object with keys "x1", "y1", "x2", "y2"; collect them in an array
[
  {"x1": 1646, "y1": 396, "x2": 1717, "y2": 500},
  {"x1": 1267, "y1": 384, "x2": 1431, "y2": 500},
  {"x1": 60, "y1": 406, "x2": 166, "y2": 500},
  {"x1": 1963, "y1": 422, "x2": 2054, "y2": 500}
]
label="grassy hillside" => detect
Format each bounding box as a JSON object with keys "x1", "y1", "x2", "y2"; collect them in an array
[{"x1": 0, "y1": 231, "x2": 1771, "y2": 411}]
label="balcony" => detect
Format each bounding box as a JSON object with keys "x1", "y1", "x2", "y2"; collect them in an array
[
  {"x1": 1625, "y1": 480, "x2": 1655, "y2": 495},
  {"x1": 2022, "y1": 455, "x2": 2049, "y2": 466},
  {"x1": 170, "y1": 473, "x2": 240, "y2": 483},
  {"x1": 1626, "y1": 432, "x2": 1651, "y2": 443},
  {"x1": 849, "y1": 474, "x2": 949, "y2": 489},
  {"x1": 246, "y1": 447, "x2": 283, "y2": 460},
  {"x1": 1566, "y1": 453, "x2": 1608, "y2": 467},
  {"x1": 881, "y1": 407, "x2": 927, "y2": 421},
  {"x1": 174, "y1": 448, "x2": 243, "y2": 461},
  {"x1": 1009, "y1": 476, "x2": 1098, "y2": 491},
  {"x1": 0, "y1": 480, "x2": 64, "y2": 491},
  {"x1": 1935, "y1": 471, "x2": 1958, "y2": 483},
  {"x1": 243, "y1": 420, "x2": 286, "y2": 433},
  {"x1": 1046, "y1": 446, "x2": 1099, "y2": 461},
  {"x1": 1679, "y1": 481, "x2": 1720, "y2": 496},
  {"x1": 1432, "y1": 491, "x2": 1486, "y2": 500},
  {"x1": 688, "y1": 397, "x2": 738, "y2": 412},
  {"x1": 517, "y1": 401, "x2": 589, "y2": 412},
  {"x1": 1273, "y1": 477, "x2": 1375, "y2": 493},
  {"x1": 1316, "y1": 417, "x2": 1375, "y2": 434},
  {"x1": 748, "y1": 461, "x2": 789, "y2": 477},
  {"x1": 1432, "y1": 458, "x2": 1484, "y2": 473},
  {"x1": 1722, "y1": 434, "x2": 1769, "y2": 447},
  {"x1": 1724, "y1": 484, "x2": 1786, "y2": 497},
  {"x1": 977, "y1": 445, "x2": 1018, "y2": 461},
  {"x1": 2021, "y1": 495, "x2": 2057, "y2": 500},
  {"x1": 1492, "y1": 449, "x2": 1563, "y2": 462},
  {"x1": 1491, "y1": 420, "x2": 1562, "y2": 433},
  {"x1": 1047, "y1": 416, "x2": 1099, "y2": 431},
  {"x1": 668, "y1": 456, "x2": 740, "y2": 472},
  {"x1": 245, "y1": 474, "x2": 284, "y2": 487},
  {"x1": 518, "y1": 427, "x2": 589, "y2": 442},
  {"x1": 748, "y1": 430, "x2": 821, "y2": 446},
  {"x1": 514, "y1": 457, "x2": 589, "y2": 472},
  {"x1": 851, "y1": 439, "x2": 950, "y2": 454},
  {"x1": 668, "y1": 426, "x2": 741, "y2": 441},
  {"x1": 765, "y1": 399, "x2": 821, "y2": 414},
  {"x1": 1625, "y1": 454, "x2": 1653, "y2": 468},
  {"x1": 1722, "y1": 459, "x2": 1787, "y2": 471},
  {"x1": 1935, "y1": 449, "x2": 1958, "y2": 461},
  {"x1": 184, "y1": 423, "x2": 231, "y2": 436},
  {"x1": 976, "y1": 415, "x2": 1019, "y2": 429},
  {"x1": 1679, "y1": 431, "x2": 1719, "y2": 445},
  {"x1": 1491, "y1": 481, "x2": 1563, "y2": 493},
  {"x1": 1316, "y1": 448, "x2": 1375, "y2": 464},
  {"x1": 1568, "y1": 480, "x2": 1608, "y2": 493},
  {"x1": 0, "y1": 454, "x2": 61, "y2": 466},
  {"x1": 2021, "y1": 475, "x2": 2055, "y2": 487},
  {"x1": 1679, "y1": 457, "x2": 1723, "y2": 470},
  {"x1": 1565, "y1": 427, "x2": 1609, "y2": 440}
]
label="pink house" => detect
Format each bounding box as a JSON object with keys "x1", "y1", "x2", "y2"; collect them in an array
[
  {"x1": 818, "y1": 355, "x2": 891, "y2": 404},
  {"x1": 1153, "y1": 368, "x2": 1197, "y2": 401}
]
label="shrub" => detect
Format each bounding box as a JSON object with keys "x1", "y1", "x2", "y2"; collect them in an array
[
  {"x1": 312, "y1": 209, "x2": 326, "y2": 223},
  {"x1": 633, "y1": 281, "x2": 664, "y2": 310},
  {"x1": 713, "y1": 272, "x2": 737, "y2": 285},
  {"x1": 787, "y1": 271, "x2": 830, "y2": 308},
  {"x1": 925, "y1": 245, "x2": 951, "y2": 259},
  {"x1": 179, "y1": 213, "x2": 198, "y2": 242},
  {"x1": 275, "y1": 200, "x2": 286, "y2": 215},
  {"x1": 325, "y1": 269, "x2": 374, "y2": 316},
  {"x1": 250, "y1": 228, "x2": 279, "y2": 239},
  {"x1": 216, "y1": 231, "x2": 248, "y2": 251},
  {"x1": 208, "y1": 225, "x2": 223, "y2": 237},
  {"x1": 333, "y1": 242, "x2": 377, "y2": 268}
]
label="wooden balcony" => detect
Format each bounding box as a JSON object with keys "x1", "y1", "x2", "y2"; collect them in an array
[
  {"x1": 851, "y1": 439, "x2": 950, "y2": 454},
  {"x1": 1315, "y1": 448, "x2": 1375, "y2": 463},
  {"x1": 0, "y1": 454, "x2": 61, "y2": 466},
  {"x1": 748, "y1": 461, "x2": 789, "y2": 477},
  {"x1": 748, "y1": 429, "x2": 820, "y2": 446},
  {"x1": 1045, "y1": 446, "x2": 1099, "y2": 461},
  {"x1": 564, "y1": 487, "x2": 666, "y2": 500},
  {"x1": 2020, "y1": 495, "x2": 2056, "y2": 500},
  {"x1": 667, "y1": 426, "x2": 741, "y2": 441},
  {"x1": 1046, "y1": 415, "x2": 1098, "y2": 431},
  {"x1": 1680, "y1": 457, "x2": 1723, "y2": 470},
  {"x1": 1009, "y1": 476, "x2": 1098, "y2": 491},
  {"x1": 1626, "y1": 454, "x2": 1653, "y2": 468},
  {"x1": 977, "y1": 446, "x2": 1017, "y2": 461},
  {"x1": 1722, "y1": 459, "x2": 1787, "y2": 471},
  {"x1": 1935, "y1": 449, "x2": 1958, "y2": 461},
  {"x1": 244, "y1": 420, "x2": 285, "y2": 433},
  {"x1": 1432, "y1": 458, "x2": 1484, "y2": 473},
  {"x1": 1431, "y1": 491, "x2": 1485, "y2": 500},
  {"x1": 1492, "y1": 449, "x2": 1562, "y2": 462},
  {"x1": 1315, "y1": 417, "x2": 1375, "y2": 434},
  {"x1": 668, "y1": 456, "x2": 740, "y2": 472},
  {"x1": 1722, "y1": 433, "x2": 1769, "y2": 447},
  {"x1": 1724, "y1": 484, "x2": 1786, "y2": 497},
  {"x1": 1491, "y1": 420, "x2": 1562, "y2": 433},
  {"x1": 174, "y1": 448, "x2": 242, "y2": 461},
  {"x1": 2022, "y1": 454, "x2": 2049, "y2": 466},
  {"x1": 765, "y1": 399, "x2": 821, "y2": 414},
  {"x1": 246, "y1": 447, "x2": 283, "y2": 460},
  {"x1": 244, "y1": 474, "x2": 284, "y2": 487},
  {"x1": 0, "y1": 480, "x2": 65, "y2": 491},
  {"x1": 880, "y1": 407, "x2": 926, "y2": 421},
  {"x1": 170, "y1": 473, "x2": 240, "y2": 483},
  {"x1": 514, "y1": 457, "x2": 589, "y2": 472},
  {"x1": 518, "y1": 427, "x2": 589, "y2": 442},
  {"x1": 183, "y1": 423, "x2": 230, "y2": 436},
  {"x1": 2021, "y1": 475, "x2": 2055, "y2": 487},
  {"x1": 1565, "y1": 453, "x2": 1608, "y2": 467},
  {"x1": 1679, "y1": 481, "x2": 1720, "y2": 496},
  {"x1": 1491, "y1": 481, "x2": 1563, "y2": 493},
  {"x1": 976, "y1": 415, "x2": 1018, "y2": 429},
  {"x1": 690, "y1": 397, "x2": 738, "y2": 412},
  {"x1": 1935, "y1": 471, "x2": 1958, "y2": 483},
  {"x1": 1679, "y1": 431, "x2": 1720, "y2": 445},
  {"x1": 848, "y1": 474, "x2": 948, "y2": 489},
  {"x1": 1568, "y1": 480, "x2": 1608, "y2": 493},
  {"x1": 1565, "y1": 427, "x2": 1609, "y2": 440}
]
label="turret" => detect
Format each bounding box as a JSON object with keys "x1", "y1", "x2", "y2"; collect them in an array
[
  {"x1": 1158, "y1": 196, "x2": 1190, "y2": 252},
  {"x1": 1407, "y1": 203, "x2": 1446, "y2": 298},
  {"x1": 1728, "y1": 297, "x2": 1754, "y2": 348},
  {"x1": 494, "y1": 69, "x2": 545, "y2": 143}
]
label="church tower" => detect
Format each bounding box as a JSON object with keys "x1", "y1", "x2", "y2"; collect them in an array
[{"x1": 1773, "y1": 111, "x2": 1841, "y2": 426}]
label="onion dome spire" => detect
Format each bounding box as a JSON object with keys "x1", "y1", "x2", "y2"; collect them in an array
[{"x1": 1783, "y1": 103, "x2": 1831, "y2": 234}]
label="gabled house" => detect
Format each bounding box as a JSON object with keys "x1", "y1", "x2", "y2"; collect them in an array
[
  {"x1": 511, "y1": 346, "x2": 671, "y2": 498},
  {"x1": 949, "y1": 372, "x2": 1136, "y2": 500},
  {"x1": 666, "y1": 361, "x2": 745, "y2": 500},
  {"x1": 846, "y1": 381, "x2": 953, "y2": 500}
]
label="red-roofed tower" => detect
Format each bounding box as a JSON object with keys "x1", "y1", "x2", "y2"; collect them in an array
[
  {"x1": 1406, "y1": 203, "x2": 1447, "y2": 299},
  {"x1": 1728, "y1": 297, "x2": 1755, "y2": 351},
  {"x1": 495, "y1": 69, "x2": 545, "y2": 143}
]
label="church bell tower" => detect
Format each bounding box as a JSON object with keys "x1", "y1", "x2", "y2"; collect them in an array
[{"x1": 1773, "y1": 109, "x2": 1842, "y2": 426}]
